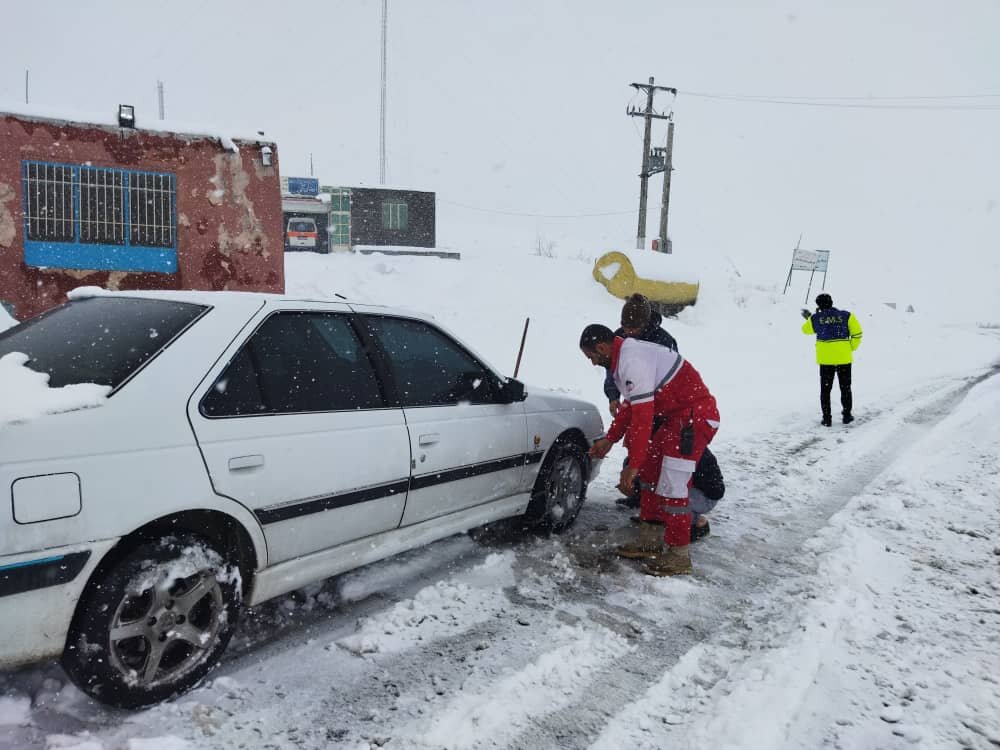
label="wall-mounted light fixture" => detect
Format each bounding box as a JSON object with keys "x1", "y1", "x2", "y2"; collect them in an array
[
  {"x1": 261, "y1": 145, "x2": 273, "y2": 167},
  {"x1": 117, "y1": 104, "x2": 136, "y2": 129}
]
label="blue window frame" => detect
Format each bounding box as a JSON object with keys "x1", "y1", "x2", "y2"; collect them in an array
[{"x1": 22, "y1": 160, "x2": 178, "y2": 273}]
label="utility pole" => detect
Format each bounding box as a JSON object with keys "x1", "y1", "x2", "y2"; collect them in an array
[
  {"x1": 627, "y1": 77, "x2": 676, "y2": 250},
  {"x1": 25, "y1": 69, "x2": 29, "y2": 104},
  {"x1": 157, "y1": 80, "x2": 165, "y2": 120},
  {"x1": 379, "y1": 0, "x2": 388, "y2": 184},
  {"x1": 656, "y1": 118, "x2": 674, "y2": 253}
]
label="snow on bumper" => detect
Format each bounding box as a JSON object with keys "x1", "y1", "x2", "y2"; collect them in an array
[{"x1": 0, "y1": 538, "x2": 117, "y2": 669}]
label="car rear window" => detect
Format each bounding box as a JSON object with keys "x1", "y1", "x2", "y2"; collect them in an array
[
  {"x1": 0, "y1": 296, "x2": 208, "y2": 390},
  {"x1": 288, "y1": 220, "x2": 316, "y2": 233}
]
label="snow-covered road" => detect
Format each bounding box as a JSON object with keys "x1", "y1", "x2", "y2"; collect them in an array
[
  {"x1": 3, "y1": 365, "x2": 997, "y2": 750},
  {"x1": 2, "y1": 252, "x2": 998, "y2": 749}
]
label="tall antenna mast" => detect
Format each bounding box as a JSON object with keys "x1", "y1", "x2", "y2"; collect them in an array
[
  {"x1": 379, "y1": 0, "x2": 388, "y2": 184},
  {"x1": 157, "y1": 80, "x2": 166, "y2": 120},
  {"x1": 25, "y1": 69, "x2": 29, "y2": 104}
]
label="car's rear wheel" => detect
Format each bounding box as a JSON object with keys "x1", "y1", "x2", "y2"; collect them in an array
[
  {"x1": 62, "y1": 534, "x2": 242, "y2": 708},
  {"x1": 527, "y1": 441, "x2": 588, "y2": 532}
]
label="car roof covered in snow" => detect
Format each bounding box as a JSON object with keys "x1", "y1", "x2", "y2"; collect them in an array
[{"x1": 65, "y1": 286, "x2": 429, "y2": 322}]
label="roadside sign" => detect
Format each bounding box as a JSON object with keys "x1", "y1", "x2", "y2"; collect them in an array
[
  {"x1": 281, "y1": 176, "x2": 320, "y2": 197},
  {"x1": 783, "y1": 242, "x2": 831, "y2": 302},
  {"x1": 791, "y1": 248, "x2": 830, "y2": 272}
]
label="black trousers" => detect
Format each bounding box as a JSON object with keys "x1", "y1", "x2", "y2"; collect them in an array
[{"x1": 819, "y1": 364, "x2": 852, "y2": 418}]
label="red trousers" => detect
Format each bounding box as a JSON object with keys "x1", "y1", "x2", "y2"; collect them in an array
[{"x1": 638, "y1": 405, "x2": 720, "y2": 546}]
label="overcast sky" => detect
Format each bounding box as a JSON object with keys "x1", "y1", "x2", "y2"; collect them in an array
[{"x1": 3, "y1": 0, "x2": 998, "y2": 318}]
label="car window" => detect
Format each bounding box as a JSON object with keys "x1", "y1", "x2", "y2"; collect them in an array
[
  {"x1": 361, "y1": 315, "x2": 499, "y2": 407},
  {"x1": 0, "y1": 296, "x2": 206, "y2": 390},
  {"x1": 202, "y1": 312, "x2": 385, "y2": 416},
  {"x1": 288, "y1": 220, "x2": 316, "y2": 232}
]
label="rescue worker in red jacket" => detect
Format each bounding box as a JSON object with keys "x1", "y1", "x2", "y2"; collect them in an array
[{"x1": 581, "y1": 324, "x2": 720, "y2": 576}]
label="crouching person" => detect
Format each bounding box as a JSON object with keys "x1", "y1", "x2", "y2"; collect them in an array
[{"x1": 581, "y1": 324, "x2": 720, "y2": 576}]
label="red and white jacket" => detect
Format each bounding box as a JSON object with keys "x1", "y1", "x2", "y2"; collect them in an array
[{"x1": 606, "y1": 336, "x2": 717, "y2": 469}]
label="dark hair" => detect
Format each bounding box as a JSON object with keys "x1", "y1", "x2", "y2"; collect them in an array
[
  {"x1": 621, "y1": 293, "x2": 652, "y2": 329},
  {"x1": 579, "y1": 323, "x2": 615, "y2": 349},
  {"x1": 815, "y1": 293, "x2": 833, "y2": 310}
]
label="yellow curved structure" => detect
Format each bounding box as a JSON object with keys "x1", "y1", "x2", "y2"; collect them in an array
[{"x1": 592, "y1": 251, "x2": 699, "y2": 313}]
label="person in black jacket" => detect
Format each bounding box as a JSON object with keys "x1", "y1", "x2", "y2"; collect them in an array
[{"x1": 603, "y1": 294, "x2": 724, "y2": 541}]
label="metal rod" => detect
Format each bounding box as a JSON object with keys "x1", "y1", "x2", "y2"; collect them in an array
[
  {"x1": 513, "y1": 317, "x2": 530, "y2": 378},
  {"x1": 379, "y1": 0, "x2": 388, "y2": 184},
  {"x1": 805, "y1": 269, "x2": 816, "y2": 304}
]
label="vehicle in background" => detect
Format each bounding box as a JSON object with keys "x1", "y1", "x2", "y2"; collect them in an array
[{"x1": 286, "y1": 217, "x2": 318, "y2": 249}]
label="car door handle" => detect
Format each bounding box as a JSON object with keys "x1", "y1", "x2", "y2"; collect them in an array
[
  {"x1": 228, "y1": 454, "x2": 265, "y2": 471},
  {"x1": 418, "y1": 433, "x2": 440, "y2": 446}
]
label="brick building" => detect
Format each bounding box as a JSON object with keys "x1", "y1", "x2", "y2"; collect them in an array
[{"x1": 0, "y1": 106, "x2": 284, "y2": 320}]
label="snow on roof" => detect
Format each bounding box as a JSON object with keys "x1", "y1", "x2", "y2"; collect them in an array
[
  {"x1": 0, "y1": 101, "x2": 273, "y2": 153},
  {"x1": 345, "y1": 183, "x2": 436, "y2": 195}
]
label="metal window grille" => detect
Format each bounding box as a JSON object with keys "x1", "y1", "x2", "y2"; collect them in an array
[
  {"x1": 23, "y1": 162, "x2": 74, "y2": 242},
  {"x1": 130, "y1": 172, "x2": 176, "y2": 248},
  {"x1": 80, "y1": 167, "x2": 125, "y2": 245}
]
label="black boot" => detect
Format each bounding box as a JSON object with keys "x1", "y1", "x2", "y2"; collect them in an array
[
  {"x1": 842, "y1": 413, "x2": 854, "y2": 424},
  {"x1": 821, "y1": 415, "x2": 832, "y2": 427}
]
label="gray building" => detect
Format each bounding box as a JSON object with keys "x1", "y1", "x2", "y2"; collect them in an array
[
  {"x1": 283, "y1": 185, "x2": 441, "y2": 256},
  {"x1": 349, "y1": 187, "x2": 435, "y2": 249}
]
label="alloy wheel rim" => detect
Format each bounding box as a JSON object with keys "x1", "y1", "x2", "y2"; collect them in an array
[
  {"x1": 107, "y1": 565, "x2": 227, "y2": 689},
  {"x1": 547, "y1": 455, "x2": 584, "y2": 522}
]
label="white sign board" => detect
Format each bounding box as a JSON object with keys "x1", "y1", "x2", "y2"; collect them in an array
[{"x1": 791, "y1": 248, "x2": 830, "y2": 272}]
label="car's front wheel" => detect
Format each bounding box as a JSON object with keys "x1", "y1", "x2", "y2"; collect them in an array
[
  {"x1": 62, "y1": 534, "x2": 242, "y2": 708},
  {"x1": 527, "y1": 441, "x2": 588, "y2": 532}
]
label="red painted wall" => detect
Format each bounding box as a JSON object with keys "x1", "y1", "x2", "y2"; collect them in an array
[{"x1": 0, "y1": 113, "x2": 285, "y2": 320}]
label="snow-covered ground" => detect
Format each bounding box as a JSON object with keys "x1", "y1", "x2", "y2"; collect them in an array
[{"x1": 1, "y1": 249, "x2": 998, "y2": 749}]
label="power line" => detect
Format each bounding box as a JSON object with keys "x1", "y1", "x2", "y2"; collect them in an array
[
  {"x1": 438, "y1": 197, "x2": 644, "y2": 219},
  {"x1": 680, "y1": 90, "x2": 1000, "y2": 110},
  {"x1": 686, "y1": 90, "x2": 1000, "y2": 102}
]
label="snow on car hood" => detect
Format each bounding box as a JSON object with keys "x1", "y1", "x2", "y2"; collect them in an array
[{"x1": 522, "y1": 385, "x2": 597, "y2": 414}]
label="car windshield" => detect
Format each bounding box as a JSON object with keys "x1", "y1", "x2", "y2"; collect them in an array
[{"x1": 0, "y1": 296, "x2": 207, "y2": 390}]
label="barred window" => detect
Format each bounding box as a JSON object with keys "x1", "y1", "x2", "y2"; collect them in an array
[
  {"x1": 21, "y1": 160, "x2": 176, "y2": 252},
  {"x1": 24, "y1": 163, "x2": 74, "y2": 242},
  {"x1": 382, "y1": 201, "x2": 408, "y2": 231},
  {"x1": 80, "y1": 168, "x2": 125, "y2": 245},
  {"x1": 130, "y1": 172, "x2": 175, "y2": 248}
]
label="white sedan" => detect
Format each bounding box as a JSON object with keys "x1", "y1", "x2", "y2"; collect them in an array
[{"x1": 0, "y1": 291, "x2": 604, "y2": 708}]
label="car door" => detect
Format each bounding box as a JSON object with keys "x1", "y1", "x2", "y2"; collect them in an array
[
  {"x1": 189, "y1": 304, "x2": 411, "y2": 564},
  {"x1": 357, "y1": 314, "x2": 529, "y2": 526}
]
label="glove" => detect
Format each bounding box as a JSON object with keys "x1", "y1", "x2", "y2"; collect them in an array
[{"x1": 800, "y1": 308, "x2": 811, "y2": 320}]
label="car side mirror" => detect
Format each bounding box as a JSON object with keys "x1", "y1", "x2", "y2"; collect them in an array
[{"x1": 501, "y1": 377, "x2": 527, "y2": 403}]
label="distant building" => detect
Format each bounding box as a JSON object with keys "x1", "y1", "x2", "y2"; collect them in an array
[
  {"x1": 282, "y1": 185, "x2": 438, "y2": 256},
  {"x1": 0, "y1": 106, "x2": 284, "y2": 320}
]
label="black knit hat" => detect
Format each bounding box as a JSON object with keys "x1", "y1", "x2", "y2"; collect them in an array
[
  {"x1": 815, "y1": 293, "x2": 833, "y2": 310},
  {"x1": 621, "y1": 293, "x2": 652, "y2": 329}
]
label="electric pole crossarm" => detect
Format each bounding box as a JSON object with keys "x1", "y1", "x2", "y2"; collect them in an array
[
  {"x1": 630, "y1": 83, "x2": 677, "y2": 95},
  {"x1": 627, "y1": 110, "x2": 672, "y2": 120}
]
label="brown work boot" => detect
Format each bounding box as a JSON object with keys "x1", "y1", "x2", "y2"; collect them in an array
[
  {"x1": 644, "y1": 545, "x2": 693, "y2": 577},
  {"x1": 616, "y1": 521, "x2": 663, "y2": 559}
]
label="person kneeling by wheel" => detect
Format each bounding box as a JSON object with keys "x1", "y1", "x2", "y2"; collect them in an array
[{"x1": 580, "y1": 324, "x2": 721, "y2": 576}]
